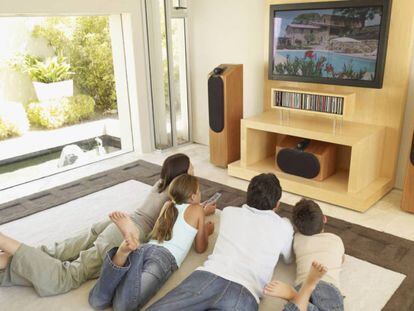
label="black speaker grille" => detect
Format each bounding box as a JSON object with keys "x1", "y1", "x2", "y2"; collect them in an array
[
  {"x1": 277, "y1": 149, "x2": 320, "y2": 179},
  {"x1": 208, "y1": 75, "x2": 224, "y2": 133},
  {"x1": 411, "y1": 132, "x2": 414, "y2": 165}
]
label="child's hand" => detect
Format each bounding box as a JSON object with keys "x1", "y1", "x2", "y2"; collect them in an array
[
  {"x1": 204, "y1": 202, "x2": 217, "y2": 216},
  {"x1": 205, "y1": 221, "x2": 215, "y2": 236}
]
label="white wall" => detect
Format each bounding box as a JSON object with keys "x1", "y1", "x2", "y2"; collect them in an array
[
  {"x1": 396, "y1": 51, "x2": 414, "y2": 189},
  {"x1": 188, "y1": 0, "x2": 265, "y2": 145}
]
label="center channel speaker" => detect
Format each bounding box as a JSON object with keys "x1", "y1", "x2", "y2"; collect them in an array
[
  {"x1": 401, "y1": 129, "x2": 414, "y2": 213},
  {"x1": 275, "y1": 136, "x2": 337, "y2": 181},
  {"x1": 208, "y1": 64, "x2": 243, "y2": 167}
]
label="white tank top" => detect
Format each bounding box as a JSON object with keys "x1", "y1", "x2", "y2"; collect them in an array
[{"x1": 149, "y1": 203, "x2": 197, "y2": 267}]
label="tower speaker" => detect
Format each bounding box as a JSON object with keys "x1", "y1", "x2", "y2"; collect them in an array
[
  {"x1": 208, "y1": 64, "x2": 243, "y2": 167},
  {"x1": 401, "y1": 130, "x2": 414, "y2": 213}
]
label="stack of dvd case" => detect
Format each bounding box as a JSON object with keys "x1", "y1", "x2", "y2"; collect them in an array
[{"x1": 274, "y1": 91, "x2": 344, "y2": 115}]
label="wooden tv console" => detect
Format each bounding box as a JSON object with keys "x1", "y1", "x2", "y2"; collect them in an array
[
  {"x1": 226, "y1": 0, "x2": 414, "y2": 212},
  {"x1": 228, "y1": 110, "x2": 391, "y2": 212}
]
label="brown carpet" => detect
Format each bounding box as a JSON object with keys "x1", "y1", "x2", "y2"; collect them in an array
[{"x1": 0, "y1": 160, "x2": 413, "y2": 310}]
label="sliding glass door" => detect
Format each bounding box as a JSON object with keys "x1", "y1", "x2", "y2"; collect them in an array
[{"x1": 145, "y1": 0, "x2": 191, "y2": 150}]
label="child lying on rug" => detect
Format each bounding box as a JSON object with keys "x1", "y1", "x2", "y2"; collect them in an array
[
  {"x1": 88, "y1": 174, "x2": 215, "y2": 310},
  {"x1": 264, "y1": 199, "x2": 345, "y2": 311},
  {"x1": 0, "y1": 153, "x2": 216, "y2": 297}
]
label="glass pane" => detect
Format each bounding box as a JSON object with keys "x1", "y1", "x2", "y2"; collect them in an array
[
  {"x1": 0, "y1": 16, "x2": 132, "y2": 189},
  {"x1": 171, "y1": 18, "x2": 189, "y2": 144},
  {"x1": 147, "y1": 0, "x2": 173, "y2": 150}
]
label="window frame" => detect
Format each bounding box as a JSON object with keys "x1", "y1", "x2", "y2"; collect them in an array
[
  {"x1": 145, "y1": 0, "x2": 192, "y2": 150},
  {"x1": 0, "y1": 0, "x2": 154, "y2": 190}
]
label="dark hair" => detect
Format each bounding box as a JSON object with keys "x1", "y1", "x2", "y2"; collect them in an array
[
  {"x1": 292, "y1": 199, "x2": 324, "y2": 236},
  {"x1": 158, "y1": 153, "x2": 190, "y2": 193},
  {"x1": 150, "y1": 174, "x2": 199, "y2": 242},
  {"x1": 246, "y1": 173, "x2": 282, "y2": 211}
]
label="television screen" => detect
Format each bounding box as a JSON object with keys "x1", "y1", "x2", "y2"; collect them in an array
[{"x1": 269, "y1": 0, "x2": 391, "y2": 88}]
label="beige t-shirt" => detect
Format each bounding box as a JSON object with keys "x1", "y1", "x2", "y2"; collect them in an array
[
  {"x1": 129, "y1": 179, "x2": 169, "y2": 238},
  {"x1": 294, "y1": 232, "x2": 344, "y2": 289}
]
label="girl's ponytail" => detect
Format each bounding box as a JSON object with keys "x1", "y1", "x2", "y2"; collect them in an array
[
  {"x1": 150, "y1": 174, "x2": 199, "y2": 242},
  {"x1": 150, "y1": 201, "x2": 178, "y2": 242}
]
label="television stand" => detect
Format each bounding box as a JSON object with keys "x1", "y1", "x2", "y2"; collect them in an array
[{"x1": 227, "y1": 110, "x2": 392, "y2": 212}]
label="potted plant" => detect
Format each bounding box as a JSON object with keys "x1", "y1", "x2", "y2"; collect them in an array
[
  {"x1": 27, "y1": 55, "x2": 74, "y2": 101},
  {"x1": 10, "y1": 54, "x2": 74, "y2": 101}
]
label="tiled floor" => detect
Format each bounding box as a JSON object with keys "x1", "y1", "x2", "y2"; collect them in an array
[{"x1": 1, "y1": 143, "x2": 414, "y2": 241}]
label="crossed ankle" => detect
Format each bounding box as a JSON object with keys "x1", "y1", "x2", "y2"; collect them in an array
[{"x1": 116, "y1": 248, "x2": 132, "y2": 258}]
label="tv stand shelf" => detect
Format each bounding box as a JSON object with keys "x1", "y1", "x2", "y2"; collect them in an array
[{"x1": 228, "y1": 110, "x2": 392, "y2": 212}]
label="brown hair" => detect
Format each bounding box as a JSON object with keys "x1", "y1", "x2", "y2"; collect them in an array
[
  {"x1": 150, "y1": 174, "x2": 199, "y2": 242},
  {"x1": 157, "y1": 153, "x2": 190, "y2": 193},
  {"x1": 292, "y1": 198, "x2": 324, "y2": 236}
]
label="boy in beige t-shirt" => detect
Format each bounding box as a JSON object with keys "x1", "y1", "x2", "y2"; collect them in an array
[{"x1": 264, "y1": 199, "x2": 344, "y2": 311}]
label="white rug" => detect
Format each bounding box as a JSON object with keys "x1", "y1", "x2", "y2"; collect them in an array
[{"x1": 0, "y1": 180, "x2": 406, "y2": 311}]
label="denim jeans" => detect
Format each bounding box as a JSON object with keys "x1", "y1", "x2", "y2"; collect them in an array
[
  {"x1": 146, "y1": 270, "x2": 258, "y2": 311},
  {"x1": 89, "y1": 244, "x2": 177, "y2": 311},
  {"x1": 283, "y1": 281, "x2": 344, "y2": 311}
]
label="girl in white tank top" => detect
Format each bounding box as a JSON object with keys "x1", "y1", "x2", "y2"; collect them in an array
[{"x1": 89, "y1": 174, "x2": 215, "y2": 310}]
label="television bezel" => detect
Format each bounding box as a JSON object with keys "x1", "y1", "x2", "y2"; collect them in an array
[{"x1": 268, "y1": 0, "x2": 392, "y2": 88}]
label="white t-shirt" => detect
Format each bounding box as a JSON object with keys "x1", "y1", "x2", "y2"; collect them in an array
[
  {"x1": 294, "y1": 232, "x2": 344, "y2": 289},
  {"x1": 197, "y1": 205, "x2": 294, "y2": 302}
]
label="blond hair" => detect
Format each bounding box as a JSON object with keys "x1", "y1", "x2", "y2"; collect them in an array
[{"x1": 149, "y1": 174, "x2": 199, "y2": 242}]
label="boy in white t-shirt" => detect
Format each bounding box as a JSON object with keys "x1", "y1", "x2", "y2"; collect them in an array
[
  {"x1": 147, "y1": 173, "x2": 294, "y2": 311},
  {"x1": 264, "y1": 199, "x2": 345, "y2": 311}
]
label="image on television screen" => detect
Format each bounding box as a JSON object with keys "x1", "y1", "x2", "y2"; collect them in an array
[{"x1": 272, "y1": 6, "x2": 384, "y2": 82}]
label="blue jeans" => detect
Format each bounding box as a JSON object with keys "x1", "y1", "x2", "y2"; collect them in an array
[
  {"x1": 89, "y1": 244, "x2": 177, "y2": 311},
  {"x1": 146, "y1": 270, "x2": 258, "y2": 311},
  {"x1": 284, "y1": 281, "x2": 344, "y2": 311}
]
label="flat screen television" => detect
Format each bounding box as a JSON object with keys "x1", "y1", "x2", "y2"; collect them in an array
[{"x1": 268, "y1": 0, "x2": 392, "y2": 88}]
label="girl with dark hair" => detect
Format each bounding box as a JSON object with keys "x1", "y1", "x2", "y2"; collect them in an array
[
  {"x1": 130, "y1": 153, "x2": 193, "y2": 236},
  {"x1": 0, "y1": 154, "x2": 212, "y2": 298},
  {"x1": 88, "y1": 174, "x2": 214, "y2": 310},
  {"x1": 157, "y1": 153, "x2": 193, "y2": 193}
]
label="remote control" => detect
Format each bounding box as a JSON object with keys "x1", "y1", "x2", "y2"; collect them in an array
[{"x1": 202, "y1": 192, "x2": 222, "y2": 205}]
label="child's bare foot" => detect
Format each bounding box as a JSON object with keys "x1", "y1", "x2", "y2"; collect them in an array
[
  {"x1": 118, "y1": 238, "x2": 139, "y2": 255},
  {"x1": 264, "y1": 280, "x2": 297, "y2": 301},
  {"x1": 109, "y1": 212, "x2": 140, "y2": 248},
  {"x1": 304, "y1": 261, "x2": 327, "y2": 290},
  {"x1": 288, "y1": 261, "x2": 328, "y2": 311},
  {"x1": 0, "y1": 251, "x2": 11, "y2": 270},
  {"x1": 112, "y1": 238, "x2": 139, "y2": 267}
]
